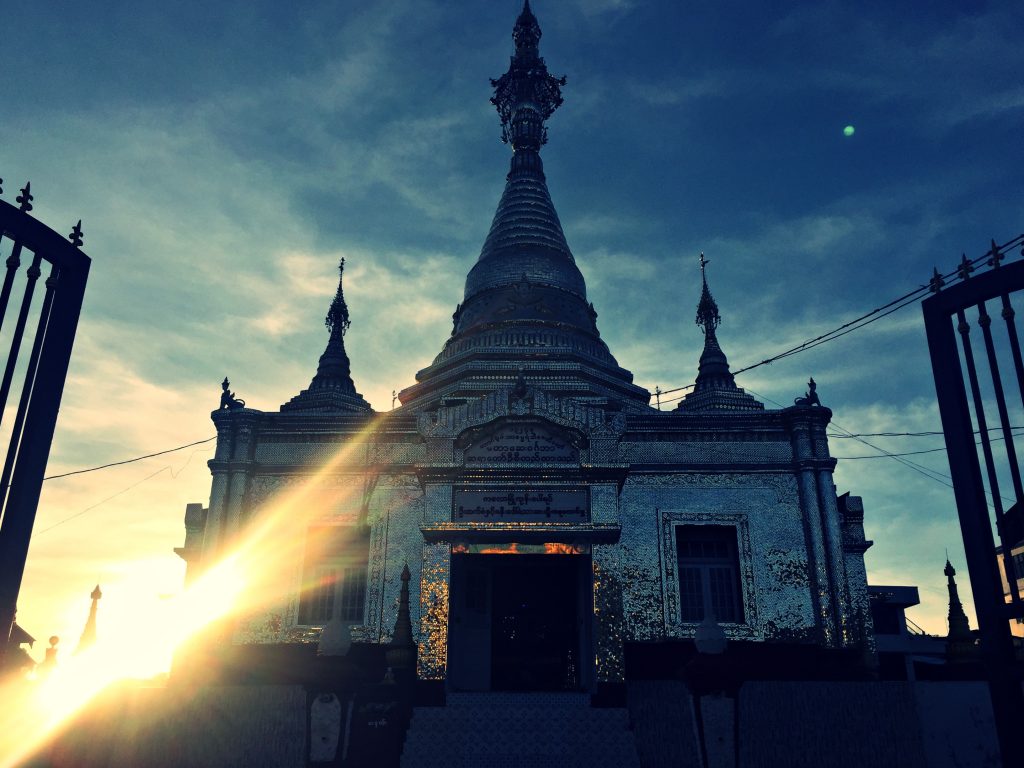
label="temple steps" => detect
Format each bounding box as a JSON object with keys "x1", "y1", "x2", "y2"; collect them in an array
[{"x1": 399, "y1": 692, "x2": 641, "y2": 768}]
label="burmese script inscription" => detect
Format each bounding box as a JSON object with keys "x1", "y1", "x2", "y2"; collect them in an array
[
  {"x1": 464, "y1": 424, "x2": 577, "y2": 464},
  {"x1": 454, "y1": 488, "x2": 589, "y2": 522}
]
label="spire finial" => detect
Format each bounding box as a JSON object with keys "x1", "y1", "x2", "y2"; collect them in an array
[
  {"x1": 677, "y1": 252, "x2": 764, "y2": 412},
  {"x1": 695, "y1": 253, "x2": 721, "y2": 336},
  {"x1": 384, "y1": 563, "x2": 417, "y2": 678},
  {"x1": 944, "y1": 557, "x2": 972, "y2": 645},
  {"x1": 281, "y1": 256, "x2": 371, "y2": 412},
  {"x1": 491, "y1": 2, "x2": 567, "y2": 151},
  {"x1": 325, "y1": 257, "x2": 351, "y2": 337},
  {"x1": 76, "y1": 584, "x2": 102, "y2": 654}
]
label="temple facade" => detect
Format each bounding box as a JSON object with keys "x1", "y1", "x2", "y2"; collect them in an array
[{"x1": 178, "y1": 1, "x2": 874, "y2": 692}]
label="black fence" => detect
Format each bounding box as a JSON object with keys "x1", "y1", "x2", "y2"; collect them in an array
[
  {"x1": 0, "y1": 181, "x2": 90, "y2": 659},
  {"x1": 922, "y1": 233, "x2": 1024, "y2": 764}
]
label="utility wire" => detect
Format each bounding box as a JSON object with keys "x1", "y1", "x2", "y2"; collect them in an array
[
  {"x1": 828, "y1": 427, "x2": 1024, "y2": 438},
  {"x1": 651, "y1": 234, "x2": 1024, "y2": 401},
  {"x1": 41, "y1": 436, "x2": 217, "y2": 482},
  {"x1": 743, "y1": 386, "x2": 958, "y2": 488},
  {"x1": 36, "y1": 444, "x2": 217, "y2": 534},
  {"x1": 835, "y1": 447, "x2": 949, "y2": 460}
]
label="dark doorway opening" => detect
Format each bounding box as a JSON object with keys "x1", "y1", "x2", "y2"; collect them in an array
[
  {"x1": 448, "y1": 553, "x2": 589, "y2": 692},
  {"x1": 491, "y1": 555, "x2": 579, "y2": 691}
]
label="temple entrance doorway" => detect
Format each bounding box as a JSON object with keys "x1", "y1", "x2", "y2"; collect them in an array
[{"x1": 448, "y1": 551, "x2": 591, "y2": 692}]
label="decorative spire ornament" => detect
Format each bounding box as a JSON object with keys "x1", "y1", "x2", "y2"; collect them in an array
[
  {"x1": 325, "y1": 258, "x2": 351, "y2": 337},
  {"x1": 677, "y1": 253, "x2": 763, "y2": 412},
  {"x1": 944, "y1": 559, "x2": 972, "y2": 639},
  {"x1": 695, "y1": 253, "x2": 721, "y2": 337},
  {"x1": 384, "y1": 563, "x2": 417, "y2": 681},
  {"x1": 281, "y1": 257, "x2": 371, "y2": 412},
  {"x1": 490, "y1": 0, "x2": 567, "y2": 151},
  {"x1": 75, "y1": 584, "x2": 102, "y2": 654}
]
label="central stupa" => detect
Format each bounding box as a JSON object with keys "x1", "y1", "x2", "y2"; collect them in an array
[{"x1": 398, "y1": 0, "x2": 650, "y2": 411}]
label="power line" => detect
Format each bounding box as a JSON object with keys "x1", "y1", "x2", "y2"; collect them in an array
[
  {"x1": 41, "y1": 436, "x2": 217, "y2": 482},
  {"x1": 36, "y1": 443, "x2": 217, "y2": 534},
  {"x1": 834, "y1": 447, "x2": 948, "y2": 460},
  {"x1": 651, "y1": 235, "x2": 1024, "y2": 401},
  {"x1": 829, "y1": 426, "x2": 1024, "y2": 439},
  {"x1": 743, "y1": 386, "x2": 957, "y2": 489}
]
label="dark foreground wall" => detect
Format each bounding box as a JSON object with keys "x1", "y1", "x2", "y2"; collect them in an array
[
  {"x1": 31, "y1": 680, "x2": 999, "y2": 768},
  {"x1": 628, "y1": 680, "x2": 1000, "y2": 768},
  {"x1": 41, "y1": 685, "x2": 307, "y2": 768}
]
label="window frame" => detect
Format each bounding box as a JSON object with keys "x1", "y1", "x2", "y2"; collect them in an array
[
  {"x1": 297, "y1": 525, "x2": 369, "y2": 627},
  {"x1": 660, "y1": 511, "x2": 758, "y2": 639}
]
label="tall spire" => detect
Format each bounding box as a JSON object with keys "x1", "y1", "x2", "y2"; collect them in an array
[
  {"x1": 472, "y1": 0, "x2": 575, "y2": 276},
  {"x1": 396, "y1": 2, "x2": 651, "y2": 410},
  {"x1": 946, "y1": 561, "x2": 970, "y2": 643},
  {"x1": 75, "y1": 584, "x2": 101, "y2": 654},
  {"x1": 677, "y1": 254, "x2": 762, "y2": 412},
  {"x1": 282, "y1": 258, "x2": 371, "y2": 413},
  {"x1": 384, "y1": 563, "x2": 417, "y2": 682},
  {"x1": 491, "y1": 0, "x2": 566, "y2": 154}
]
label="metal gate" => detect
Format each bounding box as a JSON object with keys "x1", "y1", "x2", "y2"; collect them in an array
[
  {"x1": 922, "y1": 234, "x2": 1024, "y2": 764},
  {"x1": 0, "y1": 182, "x2": 90, "y2": 660}
]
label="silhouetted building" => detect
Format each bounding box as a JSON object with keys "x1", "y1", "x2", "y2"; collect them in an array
[{"x1": 178, "y1": 2, "x2": 876, "y2": 703}]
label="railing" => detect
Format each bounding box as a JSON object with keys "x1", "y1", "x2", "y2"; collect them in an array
[
  {"x1": 0, "y1": 180, "x2": 90, "y2": 659},
  {"x1": 922, "y1": 233, "x2": 1024, "y2": 764}
]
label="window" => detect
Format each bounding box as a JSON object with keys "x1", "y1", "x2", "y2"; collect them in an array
[
  {"x1": 338, "y1": 567, "x2": 368, "y2": 623},
  {"x1": 676, "y1": 525, "x2": 744, "y2": 624},
  {"x1": 297, "y1": 526, "x2": 367, "y2": 625}
]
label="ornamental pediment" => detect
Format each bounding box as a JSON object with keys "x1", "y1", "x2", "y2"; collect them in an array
[
  {"x1": 416, "y1": 384, "x2": 626, "y2": 440},
  {"x1": 457, "y1": 418, "x2": 584, "y2": 465}
]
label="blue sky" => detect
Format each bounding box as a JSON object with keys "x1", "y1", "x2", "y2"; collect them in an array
[{"x1": 2, "y1": 0, "x2": 1022, "y2": 649}]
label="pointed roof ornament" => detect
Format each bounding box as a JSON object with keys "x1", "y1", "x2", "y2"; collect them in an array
[
  {"x1": 325, "y1": 257, "x2": 351, "y2": 337},
  {"x1": 695, "y1": 253, "x2": 721, "y2": 336},
  {"x1": 491, "y1": 1, "x2": 566, "y2": 151},
  {"x1": 944, "y1": 559, "x2": 972, "y2": 639},
  {"x1": 944, "y1": 558, "x2": 975, "y2": 660},
  {"x1": 281, "y1": 257, "x2": 371, "y2": 413},
  {"x1": 677, "y1": 253, "x2": 763, "y2": 413},
  {"x1": 75, "y1": 584, "x2": 102, "y2": 654},
  {"x1": 384, "y1": 563, "x2": 417, "y2": 680}
]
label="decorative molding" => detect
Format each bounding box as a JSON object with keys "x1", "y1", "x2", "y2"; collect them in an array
[{"x1": 659, "y1": 509, "x2": 760, "y2": 640}]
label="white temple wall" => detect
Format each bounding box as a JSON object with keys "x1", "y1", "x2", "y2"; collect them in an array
[{"x1": 615, "y1": 472, "x2": 818, "y2": 645}]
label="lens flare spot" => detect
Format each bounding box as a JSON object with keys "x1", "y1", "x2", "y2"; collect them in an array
[{"x1": 843, "y1": 125, "x2": 855, "y2": 137}]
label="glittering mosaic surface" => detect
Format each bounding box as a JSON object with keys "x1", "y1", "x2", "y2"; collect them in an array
[{"x1": 191, "y1": 391, "x2": 872, "y2": 681}]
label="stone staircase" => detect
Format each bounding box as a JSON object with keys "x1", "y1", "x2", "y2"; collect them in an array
[{"x1": 400, "y1": 692, "x2": 641, "y2": 768}]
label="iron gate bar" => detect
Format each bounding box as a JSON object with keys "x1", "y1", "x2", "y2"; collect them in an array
[
  {"x1": 0, "y1": 265, "x2": 59, "y2": 505},
  {"x1": 979, "y1": 301, "x2": 1024, "y2": 547},
  {"x1": 999, "y1": 293, "x2": 1024, "y2": 413},
  {"x1": 0, "y1": 240, "x2": 25, "y2": 329},
  {"x1": 923, "y1": 254, "x2": 1024, "y2": 766},
  {"x1": 956, "y1": 308, "x2": 1008, "y2": 537},
  {"x1": 0, "y1": 251, "x2": 45, "y2": 424},
  {"x1": 0, "y1": 191, "x2": 90, "y2": 661}
]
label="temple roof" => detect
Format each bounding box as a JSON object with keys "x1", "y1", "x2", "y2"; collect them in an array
[
  {"x1": 282, "y1": 258, "x2": 372, "y2": 413},
  {"x1": 465, "y1": 154, "x2": 584, "y2": 300},
  {"x1": 399, "y1": 2, "x2": 650, "y2": 411},
  {"x1": 677, "y1": 255, "x2": 763, "y2": 413},
  {"x1": 458, "y1": 0, "x2": 586, "y2": 316}
]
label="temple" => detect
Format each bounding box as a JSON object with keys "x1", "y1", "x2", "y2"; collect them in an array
[
  {"x1": 181, "y1": 0, "x2": 873, "y2": 689},
  {"x1": 174, "y1": 2, "x2": 893, "y2": 762}
]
